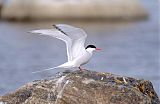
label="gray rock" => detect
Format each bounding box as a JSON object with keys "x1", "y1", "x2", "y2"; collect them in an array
[
  {"x1": 0, "y1": 70, "x2": 159, "y2": 104},
  {"x1": 1, "y1": 0, "x2": 148, "y2": 21}
]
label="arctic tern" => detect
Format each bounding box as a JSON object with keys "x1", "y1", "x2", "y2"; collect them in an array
[{"x1": 30, "y1": 24, "x2": 101, "y2": 73}]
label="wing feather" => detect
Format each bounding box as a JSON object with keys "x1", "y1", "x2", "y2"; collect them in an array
[
  {"x1": 54, "y1": 24, "x2": 87, "y2": 59},
  {"x1": 30, "y1": 29, "x2": 73, "y2": 61},
  {"x1": 30, "y1": 24, "x2": 87, "y2": 61}
]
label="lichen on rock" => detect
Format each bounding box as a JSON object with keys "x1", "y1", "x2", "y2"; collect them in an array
[{"x1": 0, "y1": 70, "x2": 159, "y2": 104}]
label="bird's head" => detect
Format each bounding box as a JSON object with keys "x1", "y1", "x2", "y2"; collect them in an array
[{"x1": 85, "y1": 45, "x2": 101, "y2": 53}]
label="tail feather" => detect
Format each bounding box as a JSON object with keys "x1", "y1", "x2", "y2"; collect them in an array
[{"x1": 32, "y1": 66, "x2": 58, "y2": 74}]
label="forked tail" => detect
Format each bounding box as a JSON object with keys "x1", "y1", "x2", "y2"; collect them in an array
[{"x1": 32, "y1": 66, "x2": 59, "y2": 74}]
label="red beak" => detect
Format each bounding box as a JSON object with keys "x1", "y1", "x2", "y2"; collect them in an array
[{"x1": 96, "y1": 48, "x2": 101, "y2": 51}]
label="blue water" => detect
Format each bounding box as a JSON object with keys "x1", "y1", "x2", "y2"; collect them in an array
[{"x1": 0, "y1": 0, "x2": 159, "y2": 96}]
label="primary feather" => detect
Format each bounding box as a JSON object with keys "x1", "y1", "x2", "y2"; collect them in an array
[
  {"x1": 30, "y1": 28, "x2": 72, "y2": 61},
  {"x1": 30, "y1": 24, "x2": 87, "y2": 61}
]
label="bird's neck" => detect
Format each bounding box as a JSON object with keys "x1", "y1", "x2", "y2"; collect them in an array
[{"x1": 86, "y1": 49, "x2": 93, "y2": 55}]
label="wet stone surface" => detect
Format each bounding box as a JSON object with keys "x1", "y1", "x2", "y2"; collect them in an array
[{"x1": 0, "y1": 70, "x2": 159, "y2": 104}]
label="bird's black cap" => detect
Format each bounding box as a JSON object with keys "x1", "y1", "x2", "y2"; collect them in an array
[{"x1": 85, "y1": 45, "x2": 96, "y2": 49}]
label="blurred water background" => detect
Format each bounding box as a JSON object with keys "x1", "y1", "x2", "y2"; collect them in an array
[{"x1": 0, "y1": 0, "x2": 159, "y2": 96}]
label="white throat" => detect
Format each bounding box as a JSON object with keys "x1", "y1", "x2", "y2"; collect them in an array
[{"x1": 86, "y1": 48, "x2": 95, "y2": 54}]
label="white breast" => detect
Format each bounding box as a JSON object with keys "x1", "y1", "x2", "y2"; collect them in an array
[{"x1": 73, "y1": 51, "x2": 92, "y2": 67}]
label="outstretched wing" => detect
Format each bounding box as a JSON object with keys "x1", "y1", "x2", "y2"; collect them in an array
[
  {"x1": 54, "y1": 24, "x2": 87, "y2": 59},
  {"x1": 30, "y1": 24, "x2": 87, "y2": 61},
  {"x1": 30, "y1": 28, "x2": 73, "y2": 61}
]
